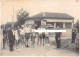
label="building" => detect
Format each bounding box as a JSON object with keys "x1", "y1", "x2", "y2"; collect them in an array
[{"x1": 24, "y1": 12, "x2": 74, "y2": 37}]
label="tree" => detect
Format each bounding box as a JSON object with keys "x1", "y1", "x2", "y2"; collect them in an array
[
  {"x1": 5, "y1": 22, "x2": 14, "y2": 29},
  {"x1": 16, "y1": 8, "x2": 29, "y2": 27}
]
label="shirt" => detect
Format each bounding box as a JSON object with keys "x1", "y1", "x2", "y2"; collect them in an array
[
  {"x1": 24, "y1": 27, "x2": 31, "y2": 33},
  {"x1": 38, "y1": 28, "x2": 42, "y2": 34},
  {"x1": 31, "y1": 29, "x2": 35, "y2": 36},
  {"x1": 14, "y1": 30, "x2": 19, "y2": 40},
  {"x1": 45, "y1": 29, "x2": 48, "y2": 34},
  {"x1": 20, "y1": 29, "x2": 25, "y2": 35},
  {"x1": 38, "y1": 27, "x2": 46, "y2": 35}
]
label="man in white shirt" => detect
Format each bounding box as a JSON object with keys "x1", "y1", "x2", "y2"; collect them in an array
[
  {"x1": 31, "y1": 25, "x2": 36, "y2": 48},
  {"x1": 45, "y1": 27, "x2": 49, "y2": 46},
  {"x1": 20, "y1": 26, "x2": 25, "y2": 47},
  {"x1": 37, "y1": 26, "x2": 43, "y2": 46},
  {"x1": 24, "y1": 25, "x2": 31, "y2": 47},
  {"x1": 41, "y1": 26, "x2": 46, "y2": 46},
  {"x1": 14, "y1": 28, "x2": 19, "y2": 48}
]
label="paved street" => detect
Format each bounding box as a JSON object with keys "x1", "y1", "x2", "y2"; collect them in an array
[{"x1": 1, "y1": 37, "x2": 79, "y2": 56}]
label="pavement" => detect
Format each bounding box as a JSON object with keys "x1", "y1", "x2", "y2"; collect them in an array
[{"x1": 0, "y1": 37, "x2": 79, "y2": 56}]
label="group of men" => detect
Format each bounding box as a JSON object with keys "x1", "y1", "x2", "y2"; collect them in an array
[{"x1": 1, "y1": 25, "x2": 50, "y2": 51}]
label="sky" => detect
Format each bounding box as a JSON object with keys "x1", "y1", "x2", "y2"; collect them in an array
[{"x1": 0, "y1": 0, "x2": 80, "y2": 25}]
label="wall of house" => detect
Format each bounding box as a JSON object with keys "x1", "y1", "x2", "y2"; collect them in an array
[
  {"x1": 61, "y1": 29, "x2": 72, "y2": 37},
  {"x1": 25, "y1": 20, "x2": 34, "y2": 26},
  {"x1": 24, "y1": 19, "x2": 73, "y2": 38},
  {"x1": 45, "y1": 19, "x2": 73, "y2": 38}
]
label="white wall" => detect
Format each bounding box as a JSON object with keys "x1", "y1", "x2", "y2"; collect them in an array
[{"x1": 25, "y1": 20, "x2": 34, "y2": 26}]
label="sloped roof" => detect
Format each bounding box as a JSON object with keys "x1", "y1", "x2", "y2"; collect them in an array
[{"x1": 31, "y1": 12, "x2": 74, "y2": 20}]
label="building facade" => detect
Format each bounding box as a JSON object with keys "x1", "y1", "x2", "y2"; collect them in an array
[{"x1": 25, "y1": 12, "x2": 74, "y2": 37}]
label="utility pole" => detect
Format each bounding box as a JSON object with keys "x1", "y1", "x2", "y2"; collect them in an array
[{"x1": 12, "y1": 0, "x2": 14, "y2": 30}]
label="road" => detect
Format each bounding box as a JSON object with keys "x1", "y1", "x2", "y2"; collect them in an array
[{"x1": 1, "y1": 37, "x2": 79, "y2": 56}]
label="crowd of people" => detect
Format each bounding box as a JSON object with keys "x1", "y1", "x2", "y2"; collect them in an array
[
  {"x1": 1, "y1": 25, "x2": 50, "y2": 51},
  {"x1": 1, "y1": 24, "x2": 79, "y2": 52}
]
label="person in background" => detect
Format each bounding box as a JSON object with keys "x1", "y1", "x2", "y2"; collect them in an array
[
  {"x1": 37, "y1": 26, "x2": 43, "y2": 46},
  {"x1": 7, "y1": 27, "x2": 14, "y2": 51},
  {"x1": 24, "y1": 25, "x2": 31, "y2": 47},
  {"x1": 3, "y1": 28, "x2": 7, "y2": 49},
  {"x1": 31, "y1": 25, "x2": 36, "y2": 48},
  {"x1": 45, "y1": 27, "x2": 49, "y2": 46},
  {"x1": 75, "y1": 32, "x2": 79, "y2": 51},
  {"x1": 55, "y1": 26, "x2": 62, "y2": 48},
  {"x1": 12, "y1": 29, "x2": 15, "y2": 47},
  {"x1": 14, "y1": 27, "x2": 19, "y2": 49},
  {"x1": 20, "y1": 25, "x2": 25, "y2": 48},
  {"x1": 17, "y1": 26, "x2": 21, "y2": 44},
  {"x1": 72, "y1": 28, "x2": 77, "y2": 43},
  {"x1": 42, "y1": 26, "x2": 46, "y2": 46},
  {"x1": 0, "y1": 25, "x2": 3, "y2": 55}
]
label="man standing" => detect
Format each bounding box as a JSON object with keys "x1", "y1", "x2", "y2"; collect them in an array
[
  {"x1": 55, "y1": 26, "x2": 62, "y2": 48},
  {"x1": 0, "y1": 25, "x2": 3, "y2": 55},
  {"x1": 20, "y1": 25, "x2": 25, "y2": 47},
  {"x1": 72, "y1": 28, "x2": 77, "y2": 43},
  {"x1": 7, "y1": 27, "x2": 14, "y2": 51},
  {"x1": 37, "y1": 26, "x2": 43, "y2": 46},
  {"x1": 45, "y1": 27, "x2": 49, "y2": 46},
  {"x1": 24, "y1": 25, "x2": 31, "y2": 47},
  {"x1": 14, "y1": 28, "x2": 19, "y2": 49},
  {"x1": 31, "y1": 25, "x2": 36, "y2": 48},
  {"x1": 2, "y1": 29, "x2": 7, "y2": 49},
  {"x1": 42, "y1": 26, "x2": 46, "y2": 46}
]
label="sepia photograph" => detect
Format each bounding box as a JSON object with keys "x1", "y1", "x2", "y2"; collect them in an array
[{"x1": 0, "y1": 0, "x2": 79, "y2": 56}]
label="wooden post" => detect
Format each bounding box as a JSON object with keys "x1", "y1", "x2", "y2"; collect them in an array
[
  {"x1": 63, "y1": 22, "x2": 65, "y2": 28},
  {"x1": 54, "y1": 22, "x2": 56, "y2": 29}
]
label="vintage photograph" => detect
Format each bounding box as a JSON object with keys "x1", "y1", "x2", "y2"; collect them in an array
[{"x1": 0, "y1": 0, "x2": 79, "y2": 56}]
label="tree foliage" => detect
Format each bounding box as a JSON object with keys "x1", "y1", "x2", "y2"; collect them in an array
[{"x1": 16, "y1": 8, "x2": 29, "y2": 27}]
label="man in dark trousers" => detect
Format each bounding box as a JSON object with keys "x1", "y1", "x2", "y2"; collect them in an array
[
  {"x1": 3, "y1": 29, "x2": 7, "y2": 49},
  {"x1": 55, "y1": 26, "x2": 62, "y2": 48},
  {"x1": 72, "y1": 28, "x2": 77, "y2": 43},
  {"x1": 7, "y1": 27, "x2": 15, "y2": 51}
]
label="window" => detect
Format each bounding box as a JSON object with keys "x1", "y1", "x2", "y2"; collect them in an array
[
  {"x1": 65, "y1": 22, "x2": 72, "y2": 28},
  {"x1": 56, "y1": 22, "x2": 63, "y2": 28},
  {"x1": 47, "y1": 22, "x2": 54, "y2": 25},
  {"x1": 46, "y1": 22, "x2": 54, "y2": 28}
]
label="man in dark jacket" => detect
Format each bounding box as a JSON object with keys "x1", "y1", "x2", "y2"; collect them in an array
[
  {"x1": 7, "y1": 27, "x2": 15, "y2": 51},
  {"x1": 3, "y1": 29, "x2": 7, "y2": 49},
  {"x1": 72, "y1": 28, "x2": 77, "y2": 43},
  {"x1": 55, "y1": 26, "x2": 62, "y2": 48}
]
